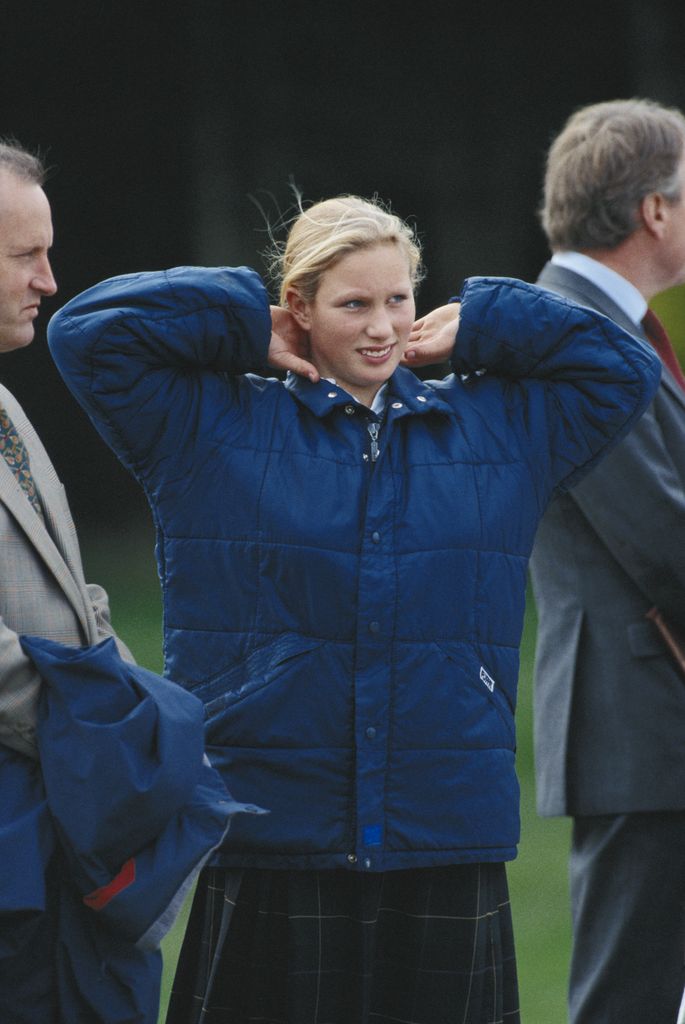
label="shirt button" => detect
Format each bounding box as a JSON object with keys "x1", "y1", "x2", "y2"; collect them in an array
[
  {"x1": 369, "y1": 621, "x2": 380, "y2": 634},
  {"x1": 371, "y1": 531, "x2": 380, "y2": 543},
  {"x1": 345, "y1": 404, "x2": 355, "y2": 415},
  {"x1": 347, "y1": 853, "x2": 357, "y2": 864},
  {"x1": 391, "y1": 401, "x2": 403, "y2": 409},
  {"x1": 366, "y1": 726, "x2": 377, "y2": 739}
]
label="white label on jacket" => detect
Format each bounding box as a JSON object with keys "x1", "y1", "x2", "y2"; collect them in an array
[{"x1": 480, "y1": 666, "x2": 495, "y2": 692}]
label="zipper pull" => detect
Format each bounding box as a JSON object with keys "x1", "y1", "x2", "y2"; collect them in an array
[{"x1": 367, "y1": 422, "x2": 380, "y2": 462}]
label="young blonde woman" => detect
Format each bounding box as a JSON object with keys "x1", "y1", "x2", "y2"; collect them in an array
[{"x1": 48, "y1": 196, "x2": 659, "y2": 1024}]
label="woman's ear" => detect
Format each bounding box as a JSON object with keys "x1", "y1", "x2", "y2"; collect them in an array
[{"x1": 285, "y1": 288, "x2": 312, "y2": 329}]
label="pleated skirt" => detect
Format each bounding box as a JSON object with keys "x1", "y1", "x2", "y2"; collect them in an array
[{"x1": 166, "y1": 862, "x2": 520, "y2": 1024}]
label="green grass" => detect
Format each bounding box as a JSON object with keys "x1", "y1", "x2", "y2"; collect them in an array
[
  {"x1": 509, "y1": 608, "x2": 572, "y2": 1022},
  {"x1": 82, "y1": 527, "x2": 572, "y2": 1024}
]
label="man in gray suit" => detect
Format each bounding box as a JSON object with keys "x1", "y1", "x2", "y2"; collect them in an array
[
  {"x1": 530, "y1": 98, "x2": 685, "y2": 1023},
  {"x1": 0, "y1": 138, "x2": 128, "y2": 1010}
]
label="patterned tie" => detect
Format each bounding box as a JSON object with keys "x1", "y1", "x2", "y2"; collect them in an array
[
  {"x1": 0, "y1": 404, "x2": 45, "y2": 519},
  {"x1": 641, "y1": 308, "x2": 685, "y2": 393}
]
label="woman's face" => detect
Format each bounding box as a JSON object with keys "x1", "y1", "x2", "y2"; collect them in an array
[{"x1": 291, "y1": 243, "x2": 415, "y2": 406}]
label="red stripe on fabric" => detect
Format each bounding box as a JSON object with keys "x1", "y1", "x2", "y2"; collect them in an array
[{"x1": 83, "y1": 858, "x2": 136, "y2": 910}]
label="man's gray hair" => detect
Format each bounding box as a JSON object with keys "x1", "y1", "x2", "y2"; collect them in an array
[
  {"x1": 0, "y1": 137, "x2": 47, "y2": 185},
  {"x1": 540, "y1": 98, "x2": 685, "y2": 251}
]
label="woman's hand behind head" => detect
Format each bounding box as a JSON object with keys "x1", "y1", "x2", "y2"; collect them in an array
[
  {"x1": 269, "y1": 306, "x2": 320, "y2": 382},
  {"x1": 402, "y1": 303, "x2": 460, "y2": 368}
]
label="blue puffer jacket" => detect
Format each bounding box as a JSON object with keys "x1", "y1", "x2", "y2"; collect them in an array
[{"x1": 48, "y1": 269, "x2": 660, "y2": 872}]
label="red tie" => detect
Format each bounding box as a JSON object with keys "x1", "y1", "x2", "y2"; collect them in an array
[{"x1": 641, "y1": 308, "x2": 685, "y2": 393}]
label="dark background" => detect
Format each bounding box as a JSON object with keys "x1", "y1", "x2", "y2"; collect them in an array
[{"x1": 2, "y1": 0, "x2": 685, "y2": 532}]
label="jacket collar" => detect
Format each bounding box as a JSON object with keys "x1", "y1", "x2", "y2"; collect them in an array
[{"x1": 284, "y1": 366, "x2": 455, "y2": 420}]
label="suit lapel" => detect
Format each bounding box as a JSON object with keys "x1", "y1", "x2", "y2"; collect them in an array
[
  {"x1": 537, "y1": 263, "x2": 637, "y2": 334},
  {"x1": 659, "y1": 363, "x2": 685, "y2": 411},
  {"x1": 0, "y1": 389, "x2": 92, "y2": 638}
]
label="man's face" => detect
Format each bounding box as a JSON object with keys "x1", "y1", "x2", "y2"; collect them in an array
[
  {"x1": 659, "y1": 155, "x2": 685, "y2": 291},
  {"x1": 0, "y1": 170, "x2": 56, "y2": 353}
]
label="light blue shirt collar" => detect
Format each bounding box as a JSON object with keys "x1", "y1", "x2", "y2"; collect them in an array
[{"x1": 551, "y1": 251, "x2": 647, "y2": 326}]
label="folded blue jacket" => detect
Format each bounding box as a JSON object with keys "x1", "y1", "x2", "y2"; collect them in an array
[{"x1": 0, "y1": 635, "x2": 265, "y2": 1023}]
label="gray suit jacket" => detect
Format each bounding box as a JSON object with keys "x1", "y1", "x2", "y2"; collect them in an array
[
  {"x1": 0, "y1": 382, "x2": 125, "y2": 758},
  {"x1": 530, "y1": 263, "x2": 685, "y2": 816}
]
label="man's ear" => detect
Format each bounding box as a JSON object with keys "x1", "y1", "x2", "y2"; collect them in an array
[
  {"x1": 640, "y1": 191, "x2": 669, "y2": 240},
  {"x1": 285, "y1": 288, "x2": 311, "y2": 329}
]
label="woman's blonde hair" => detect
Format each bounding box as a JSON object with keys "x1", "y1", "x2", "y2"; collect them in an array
[{"x1": 269, "y1": 194, "x2": 423, "y2": 306}]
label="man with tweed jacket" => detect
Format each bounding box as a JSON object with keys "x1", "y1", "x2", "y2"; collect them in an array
[{"x1": 0, "y1": 137, "x2": 129, "y2": 1017}]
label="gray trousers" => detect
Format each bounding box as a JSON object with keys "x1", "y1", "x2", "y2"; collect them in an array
[{"x1": 569, "y1": 811, "x2": 685, "y2": 1024}]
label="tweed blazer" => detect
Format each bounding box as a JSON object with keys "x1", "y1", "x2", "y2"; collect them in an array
[
  {"x1": 530, "y1": 263, "x2": 685, "y2": 816},
  {"x1": 0, "y1": 381, "x2": 122, "y2": 757}
]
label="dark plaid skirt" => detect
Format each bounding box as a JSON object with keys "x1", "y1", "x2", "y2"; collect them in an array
[{"x1": 165, "y1": 862, "x2": 520, "y2": 1024}]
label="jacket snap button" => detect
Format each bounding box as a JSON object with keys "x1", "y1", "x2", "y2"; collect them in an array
[
  {"x1": 369, "y1": 621, "x2": 380, "y2": 634},
  {"x1": 417, "y1": 395, "x2": 427, "y2": 403},
  {"x1": 347, "y1": 853, "x2": 357, "y2": 863},
  {"x1": 391, "y1": 401, "x2": 403, "y2": 409},
  {"x1": 327, "y1": 391, "x2": 338, "y2": 398},
  {"x1": 363, "y1": 858, "x2": 372, "y2": 869},
  {"x1": 345, "y1": 404, "x2": 355, "y2": 414}
]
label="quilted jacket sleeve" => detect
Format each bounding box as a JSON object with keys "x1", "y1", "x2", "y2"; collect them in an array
[
  {"x1": 47, "y1": 266, "x2": 272, "y2": 489},
  {"x1": 453, "y1": 276, "x2": 662, "y2": 494}
]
